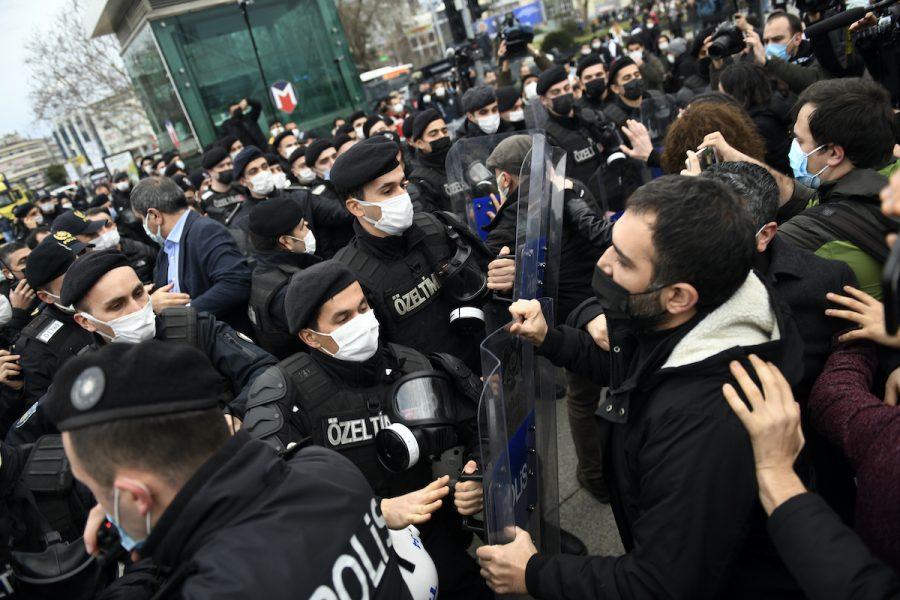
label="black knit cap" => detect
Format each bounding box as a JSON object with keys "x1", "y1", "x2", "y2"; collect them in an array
[
  {"x1": 461, "y1": 85, "x2": 497, "y2": 113},
  {"x1": 45, "y1": 340, "x2": 231, "y2": 431},
  {"x1": 305, "y1": 139, "x2": 334, "y2": 167},
  {"x1": 232, "y1": 145, "x2": 266, "y2": 178},
  {"x1": 202, "y1": 145, "x2": 229, "y2": 170},
  {"x1": 330, "y1": 136, "x2": 400, "y2": 196},
  {"x1": 411, "y1": 109, "x2": 442, "y2": 141},
  {"x1": 284, "y1": 260, "x2": 359, "y2": 334},
  {"x1": 24, "y1": 232, "x2": 89, "y2": 289},
  {"x1": 272, "y1": 129, "x2": 297, "y2": 152},
  {"x1": 333, "y1": 133, "x2": 354, "y2": 151},
  {"x1": 13, "y1": 203, "x2": 36, "y2": 220},
  {"x1": 608, "y1": 57, "x2": 636, "y2": 86},
  {"x1": 495, "y1": 86, "x2": 520, "y2": 112},
  {"x1": 59, "y1": 249, "x2": 132, "y2": 307},
  {"x1": 576, "y1": 53, "x2": 605, "y2": 77},
  {"x1": 536, "y1": 66, "x2": 567, "y2": 96},
  {"x1": 348, "y1": 110, "x2": 367, "y2": 123},
  {"x1": 363, "y1": 114, "x2": 391, "y2": 138},
  {"x1": 249, "y1": 197, "x2": 307, "y2": 238}
]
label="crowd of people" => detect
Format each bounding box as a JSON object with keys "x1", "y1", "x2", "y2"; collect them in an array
[{"x1": 0, "y1": 0, "x2": 899, "y2": 598}]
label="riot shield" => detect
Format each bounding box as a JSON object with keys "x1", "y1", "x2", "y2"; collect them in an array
[
  {"x1": 446, "y1": 131, "x2": 528, "y2": 240},
  {"x1": 474, "y1": 133, "x2": 564, "y2": 560},
  {"x1": 639, "y1": 95, "x2": 677, "y2": 143}
]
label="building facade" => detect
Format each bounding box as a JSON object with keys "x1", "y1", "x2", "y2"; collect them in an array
[
  {"x1": 0, "y1": 134, "x2": 65, "y2": 190},
  {"x1": 85, "y1": 0, "x2": 367, "y2": 156}
]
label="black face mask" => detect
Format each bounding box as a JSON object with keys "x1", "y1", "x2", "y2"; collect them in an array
[
  {"x1": 217, "y1": 170, "x2": 234, "y2": 185},
  {"x1": 551, "y1": 93, "x2": 575, "y2": 116},
  {"x1": 622, "y1": 79, "x2": 644, "y2": 101},
  {"x1": 591, "y1": 265, "x2": 667, "y2": 323},
  {"x1": 428, "y1": 136, "x2": 452, "y2": 157},
  {"x1": 585, "y1": 78, "x2": 607, "y2": 100}
]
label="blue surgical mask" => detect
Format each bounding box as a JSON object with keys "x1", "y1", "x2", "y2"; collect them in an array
[
  {"x1": 322, "y1": 170, "x2": 331, "y2": 181},
  {"x1": 106, "y1": 486, "x2": 151, "y2": 552},
  {"x1": 143, "y1": 213, "x2": 166, "y2": 246},
  {"x1": 788, "y1": 139, "x2": 829, "y2": 189},
  {"x1": 765, "y1": 42, "x2": 789, "y2": 61}
]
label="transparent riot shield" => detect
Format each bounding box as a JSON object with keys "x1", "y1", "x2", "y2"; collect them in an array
[
  {"x1": 446, "y1": 131, "x2": 529, "y2": 240},
  {"x1": 639, "y1": 95, "x2": 677, "y2": 144},
  {"x1": 474, "y1": 133, "x2": 564, "y2": 560}
]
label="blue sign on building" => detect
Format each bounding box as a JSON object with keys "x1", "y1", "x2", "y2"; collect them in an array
[{"x1": 475, "y1": 1, "x2": 545, "y2": 36}]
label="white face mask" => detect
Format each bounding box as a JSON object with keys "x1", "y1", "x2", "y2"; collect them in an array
[
  {"x1": 423, "y1": 94, "x2": 432, "y2": 104},
  {"x1": 115, "y1": 181, "x2": 130, "y2": 192},
  {"x1": 0, "y1": 295, "x2": 11, "y2": 327},
  {"x1": 79, "y1": 300, "x2": 157, "y2": 344},
  {"x1": 309, "y1": 309, "x2": 380, "y2": 362},
  {"x1": 354, "y1": 192, "x2": 414, "y2": 236},
  {"x1": 281, "y1": 144, "x2": 300, "y2": 159},
  {"x1": 355, "y1": 126, "x2": 366, "y2": 140},
  {"x1": 175, "y1": 160, "x2": 185, "y2": 170},
  {"x1": 271, "y1": 171, "x2": 290, "y2": 189},
  {"x1": 477, "y1": 114, "x2": 501, "y2": 134},
  {"x1": 658, "y1": 42, "x2": 669, "y2": 51},
  {"x1": 249, "y1": 170, "x2": 275, "y2": 195},
  {"x1": 143, "y1": 213, "x2": 166, "y2": 246},
  {"x1": 33, "y1": 215, "x2": 44, "y2": 226},
  {"x1": 628, "y1": 50, "x2": 643, "y2": 62},
  {"x1": 524, "y1": 82, "x2": 538, "y2": 100},
  {"x1": 229, "y1": 151, "x2": 240, "y2": 160},
  {"x1": 287, "y1": 230, "x2": 316, "y2": 254},
  {"x1": 43, "y1": 291, "x2": 76, "y2": 314},
  {"x1": 506, "y1": 109, "x2": 525, "y2": 122},
  {"x1": 39, "y1": 202, "x2": 55, "y2": 213},
  {"x1": 92, "y1": 229, "x2": 121, "y2": 251},
  {"x1": 392, "y1": 103, "x2": 404, "y2": 113},
  {"x1": 435, "y1": 87, "x2": 446, "y2": 98},
  {"x1": 296, "y1": 167, "x2": 316, "y2": 184},
  {"x1": 61, "y1": 202, "x2": 73, "y2": 210}
]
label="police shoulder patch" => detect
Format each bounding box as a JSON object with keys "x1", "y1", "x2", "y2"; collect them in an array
[
  {"x1": 15, "y1": 402, "x2": 38, "y2": 428},
  {"x1": 70, "y1": 366, "x2": 105, "y2": 411}
]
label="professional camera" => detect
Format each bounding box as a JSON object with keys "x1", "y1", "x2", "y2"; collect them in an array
[
  {"x1": 708, "y1": 21, "x2": 746, "y2": 59},
  {"x1": 500, "y1": 14, "x2": 535, "y2": 59},
  {"x1": 375, "y1": 364, "x2": 479, "y2": 473},
  {"x1": 580, "y1": 108, "x2": 627, "y2": 165}
]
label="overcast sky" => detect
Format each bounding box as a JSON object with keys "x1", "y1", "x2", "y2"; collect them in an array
[{"x1": 0, "y1": 0, "x2": 79, "y2": 139}]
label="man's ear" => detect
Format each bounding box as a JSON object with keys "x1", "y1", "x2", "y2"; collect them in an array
[
  {"x1": 663, "y1": 282, "x2": 699, "y2": 315},
  {"x1": 413, "y1": 139, "x2": 428, "y2": 153},
  {"x1": 35, "y1": 290, "x2": 51, "y2": 305},
  {"x1": 298, "y1": 329, "x2": 320, "y2": 349},
  {"x1": 466, "y1": 111, "x2": 477, "y2": 122},
  {"x1": 276, "y1": 235, "x2": 292, "y2": 252},
  {"x1": 345, "y1": 198, "x2": 366, "y2": 219},
  {"x1": 73, "y1": 312, "x2": 97, "y2": 333},
  {"x1": 756, "y1": 222, "x2": 778, "y2": 253},
  {"x1": 826, "y1": 143, "x2": 847, "y2": 168}
]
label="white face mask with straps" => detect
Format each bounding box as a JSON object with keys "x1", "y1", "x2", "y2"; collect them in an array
[
  {"x1": 79, "y1": 300, "x2": 157, "y2": 344},
  {"x1": 308, "y1": 309, "x2": 380, "y2": 362},
  {"x1": 354, "y1": 192, "x2": 414, "y2": 236}
]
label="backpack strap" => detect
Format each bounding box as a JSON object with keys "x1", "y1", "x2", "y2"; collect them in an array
[
  {"x1": 809, "y1": 202, "x2": 893, "y2": 264},
  {"x1": 334, "y1": 245, "x2": 385, "y2": 293}
]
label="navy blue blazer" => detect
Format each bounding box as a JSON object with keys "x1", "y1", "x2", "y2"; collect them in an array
[{"x1": 153, "y1": 210, "x2": 251, "y2": 330}]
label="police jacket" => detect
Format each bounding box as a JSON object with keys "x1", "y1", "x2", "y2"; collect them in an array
[
  {"x1": 139, "y1": 432, "x2": 414, "y2": 600},
  {"x1": 199, "y1": 186, "x2": 249, "y2": 226},
  {"x1": 119, "y1": 237, "x2": 157, "y2": 284},
  {"x1": 335, "y1": 217, "x2": 485, "y2": 369},
  {"x1": 5, "y1": 308, "x2": 277, "y2": 446},
  {"x1": 525, "y1": 273, "x2": 807, "y2": 599},
  {"x1": 12, "y1": 304, "x2": 93, "y2": 413},
  {"x1": 408, "y1": 151, "x2": 453, "y2": 213},
  {"x1": 248, "y1": 250, "x2": 321, "y2": 359},
  {"x1": 542, "y1": 111, "x2": 606, "y2": 201}
]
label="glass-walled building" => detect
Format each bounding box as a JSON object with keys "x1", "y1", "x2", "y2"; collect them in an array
[{"x1": 86, "y1": 0, "x2": 366, "y2": 156}]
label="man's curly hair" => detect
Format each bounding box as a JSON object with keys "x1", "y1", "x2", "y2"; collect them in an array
[{"x1": 661, "y1": 98, "x2": 767, "y2": 174}]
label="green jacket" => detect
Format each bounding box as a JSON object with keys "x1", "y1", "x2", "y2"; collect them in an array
[{"x1": 778, "y1": 168, "x2": 894, "y2": 299}]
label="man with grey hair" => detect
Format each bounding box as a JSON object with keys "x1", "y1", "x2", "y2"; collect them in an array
[{"x1": 131, "y1": 176, "x2": 252, "y2": 333}]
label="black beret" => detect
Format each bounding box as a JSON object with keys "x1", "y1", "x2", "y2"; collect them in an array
[
  {"x1": 495, "y1": 86, "x2": 520, "y2": 113},
  {"x1": 60, "y1": 249, "x2": 132, "y2": 307},
  {"x1": 336, "y1": 122, "x2": 354, "y2": 136},
  {"x1": 162, "y1": 150, "x2": 178, "y2": 164},
  {"x1": 202, "y1": 145, "x2": 229, "y2": 170},
  {"x1": 13, "y1": 203, "x2": 35, "y2": 220},
  {"x1": 51, "y1": 210, "x2": 104, "y2": 236},
  {"x1": 264, "y1": 152, "x2": 282, "y2": 167},
  {"x1": 232, "y1": 145, "x2": 265, "y2": 178},
  {"x1": 217, "y1": 134, "x2": 239, "y2": 150},
  {"x1": 608, "y1": 57, "x2": 636, "y2": 86},
  {"x1": 173, "y1": 175, "x2": 194, "y2": 193},
  {"x1": 330, "y1": 136, "x2": 400, "y2": 195},
  {"x1": 272, "y1": 129, "x2": 296, "y2": 152},
  {"x1": 248, "y1": 197, "x2": 306, "y2": 238},
  {"x1": 536, "y1": 66, "x2": 567, "y2": 96},
  {"x1": 24, "y1": 231, "x2": 89, "y2": 289},
  {"x1": 88, "y1": 194, "x2": 111, "y2": 209},
  {"x1": 486, "y1": 134, "x2": 533, "y2": 173},
  {"x1": 348, "y1": 110, "x2": 367, "y2": 123},
  {"x1": 305, "y1": 139, "x2": 335, "y2": 167},
  {"x1": 188, "y1": 170, "x2": 208, "y2": 190},
  {"x1": 297, "y1": 130, "x2": 317, "y2": 144},
  {"x1": 163, "y1": 163, "x2": 182, "y2": 178},
  {"x1": 411, "y1": 109, "x2": 442, "y2": 141},
  {"x1": 576, "y1": 53, "x2": 605, "y2": 77},
  {"x1": 287, "y1": 147, "x2": 306, "y2": 167},
  {"x1": 284, "y1": 260, "x2": 359, "y2": 333},
  {"x1": 334, "y1": 133, "x2": 355, "y2": 152},
  {"x1": 45, "y1": 340, "x2": 231, "y2": 431},
  {"x1": 461, "y1": 85, "x2": 496, "y2": 113},
  {"x1": 363, "y1": 115, "x2": 390, "y2": 138}
]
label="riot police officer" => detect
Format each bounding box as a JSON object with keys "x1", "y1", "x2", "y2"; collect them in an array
[
  {"x1": 244, "y1": 261, "x2": 490, "y2": 600},
  {"x1": 458, "y1": 85, "x2": 502, "y2": 139},
  {"x1": 407, "y1": 109, "x2": 455, "y2": 213},
  {"x1": 330, "y1": 136, "x2": 491, "y2": 371},
  {"x1": 575, "y1": 53, "x2": 611, "y2": 112},
  {"x1": 6, "y1": 250, "x2": 276, "y2": 445},
  {"x1": 247, "y1": 197, "x2": 321, "y2": 358},
  {"x1": 12, "y1": 233, "x2": 94, "y2": 412},
  {"x1": 44, "y1": 340, "x2": 428, "y2": 599},
  {"x1": 198, "y1": 145, "x2": 248, "y2": 226}
]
